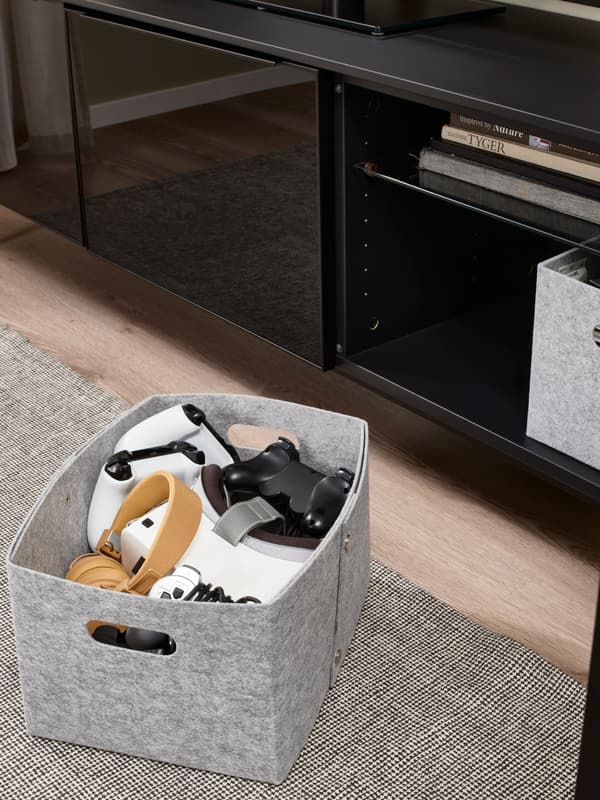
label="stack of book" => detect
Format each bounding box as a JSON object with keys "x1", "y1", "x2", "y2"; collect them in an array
[{"x1": 418, "y1": 113, "x2": 600, "y2": 233}]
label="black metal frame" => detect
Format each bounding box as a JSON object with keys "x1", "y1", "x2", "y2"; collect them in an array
[
  {"x1": 576, "y1": 584, "x2": 600, "y2": 799},
  {"x1": 317, "y1": 70, "x2": 339, "y2": 370}
]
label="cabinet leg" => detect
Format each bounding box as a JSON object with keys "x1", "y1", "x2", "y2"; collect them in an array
[{"x1": 575, "y1": 579, "x2": 600, "y2": 799}]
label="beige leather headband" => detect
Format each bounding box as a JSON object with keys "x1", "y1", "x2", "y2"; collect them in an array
[{"x1": 96, "y1": 470, "x2": 202, "y2": 595}]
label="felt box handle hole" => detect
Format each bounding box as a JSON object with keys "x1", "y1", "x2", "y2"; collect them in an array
[
  {"x1": 227, "y1": 424, "x2": 299, "y2": 451},
  {"x1": 87, "y1": 620, "x2": 176, "y2": 656}
]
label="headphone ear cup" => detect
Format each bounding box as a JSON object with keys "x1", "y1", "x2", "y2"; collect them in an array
[
  {"x1": 66, "y1": 553, "x2": 129, "y2": 590},
  {"x1": 201, "y1": 464, "x2": 227, "y2": 515}
]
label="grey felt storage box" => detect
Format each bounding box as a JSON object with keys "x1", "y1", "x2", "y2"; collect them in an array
[
  {"x1": 527, "y1": 248, "x2": 600, "y2": 468},
  {"x1": 7, "y1": 394, "x2": 369, "y2": 784}
]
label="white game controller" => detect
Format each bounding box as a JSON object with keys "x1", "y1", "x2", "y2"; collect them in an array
[{"x1": 87, "y1": 404, "x2": 237, "y2": 550}]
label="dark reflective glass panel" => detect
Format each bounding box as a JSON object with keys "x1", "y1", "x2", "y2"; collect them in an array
[
  {"x1": 0, "y1": 5, "x2": 82, "y2": 242},
  {"x1": 66, "y1": 16, "x2": 322, "y2": 364}
]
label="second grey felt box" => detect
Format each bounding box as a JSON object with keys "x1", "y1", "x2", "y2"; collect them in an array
[
  {"x1": 7, "y1": 394, "x2": 369, "y2": 784},
  {"x1": 527, "y1": 248, "x2": 600, "y2": 469}
]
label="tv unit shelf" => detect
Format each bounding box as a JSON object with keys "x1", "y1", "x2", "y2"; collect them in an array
[
  {"x1": 341, "y1": 82, "x2": 600, "y2": 502},
  {"x1": 342, "y1": 290, "x2": 600, "y2": 499}
]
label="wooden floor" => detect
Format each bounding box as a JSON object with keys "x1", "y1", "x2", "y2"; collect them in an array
[
  {"x1": 1, "y1": 85, "x2": 599, "y2": 683},
  {"x1": 1, "y1": 202, "x2": 599, "y2": 683}
]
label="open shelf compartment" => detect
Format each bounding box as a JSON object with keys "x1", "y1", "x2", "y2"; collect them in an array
[
  {"x1": 340, "y1": 83, "x2": 600, "y2": 501},
  {"x1": 340, "y1": 283, "x2": 600, "y2": 499}
]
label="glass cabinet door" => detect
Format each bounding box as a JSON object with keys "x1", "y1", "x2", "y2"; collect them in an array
[
  {"x1": 65, "y1": 12, "x2": 324, "y2": 365},
  {"x1": 0, "y1": 1, "x2": 82, "y2": 242}
]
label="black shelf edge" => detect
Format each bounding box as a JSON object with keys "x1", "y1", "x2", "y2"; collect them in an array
[
  {"x1": 339, "y1": 355, "x2": 600, "y2": 502},
  {"x1": 339, "y1": 295, "x2": 600, "y2": 503},
  {"x1": 355, "y1": 159, "x2": 600, "y2": 258}
]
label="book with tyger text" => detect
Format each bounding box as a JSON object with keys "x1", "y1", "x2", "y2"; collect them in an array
[
  {"x1": 450, "y1": 113, "x2": 600, "y2": 167},
  {"x1": 441, "y1": 125, "x2": 600, "y2": 185}
]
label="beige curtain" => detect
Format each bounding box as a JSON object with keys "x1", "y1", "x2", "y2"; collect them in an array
[
  {"x1": 0, "y1": 0, "x2": 14, "y2": 170},
  {"x1": 0, "y1": 0, "x2": 90, "y2": 173}
]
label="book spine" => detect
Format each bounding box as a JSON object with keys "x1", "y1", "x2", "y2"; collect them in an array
[
  {"x1": 430, "y1": 138, "x2": 600, "y2": 201},
  {"x1": 441, "y1": 125, "x2": 600, "y2": 185},
  {"x1": 449, "y1": 113, "x2": 600, "y2": 166},
  {"x1": 419, "y1": 147, "x2": 600, "y2": 225},
  {"x1": 553, "y1": 141, "x2": 600, "y2": 166},
  {"x1": 418, "y1": 169, "x2": 595, "y2": 245},
  {"x1": 450, "y1": 113, "x2": 526, "y2": 144}
]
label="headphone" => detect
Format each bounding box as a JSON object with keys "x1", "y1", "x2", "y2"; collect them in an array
[{"x1": 66, "y1": 470, "x2": 202, "y2": 595}]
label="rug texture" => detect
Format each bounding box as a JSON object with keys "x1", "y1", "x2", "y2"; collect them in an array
[
  {"x1": 36, "y1": 145, "x2": 322, "y2": 365},
  {"x1": 0, "y1": 324, "x2": 585, "y2": 799}
]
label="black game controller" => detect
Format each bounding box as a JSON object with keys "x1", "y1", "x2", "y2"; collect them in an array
[{"x1": 222, "y1": 438, "x2": 354, "y2": 538}]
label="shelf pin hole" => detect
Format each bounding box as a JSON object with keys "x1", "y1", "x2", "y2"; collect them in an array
[{"x1": 369, "y1": 318, "x2": 380, "y2": 331}]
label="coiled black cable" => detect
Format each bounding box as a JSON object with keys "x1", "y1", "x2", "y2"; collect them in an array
[{"x1": 184, "y1": 581, "x2": 260, "y2": 604}]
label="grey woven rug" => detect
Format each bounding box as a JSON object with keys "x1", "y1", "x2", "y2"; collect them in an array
[
  {"x1": 36, "y1": 145, "x2": 322, "y2": 364},
  {"x1": 0, "y1": 324, "x2": 585, "y2": 799}
]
